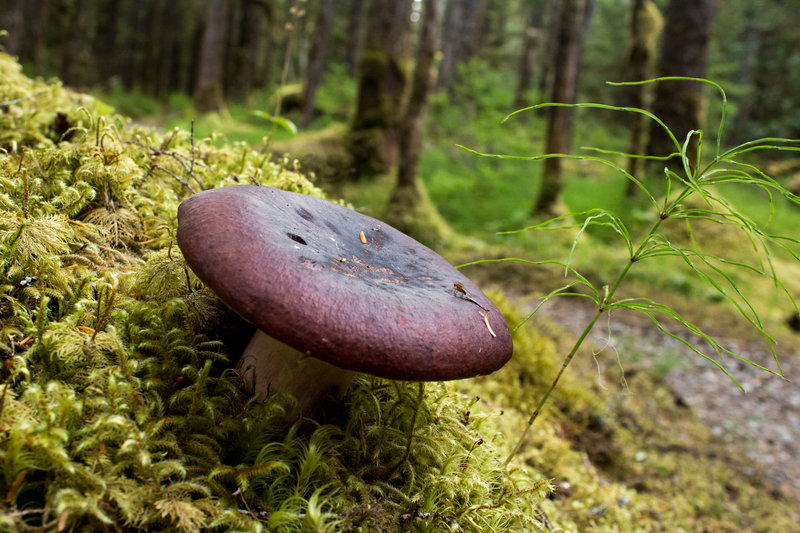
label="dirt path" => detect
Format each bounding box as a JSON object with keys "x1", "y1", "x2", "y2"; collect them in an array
[{"x1": 534, "y1": 295, "x2": 800, "y2": 501}]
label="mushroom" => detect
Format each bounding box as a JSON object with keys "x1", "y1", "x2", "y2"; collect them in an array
[{"x1": 177, "y1": 185, "x2": 512, "y2": 418}]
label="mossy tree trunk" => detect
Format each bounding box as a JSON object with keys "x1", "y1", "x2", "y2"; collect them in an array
[
  {"x1": 624, "y1": 0, "x2": 663, "y2": 196},
  {"x1": 194, "y1": 0, "x2": 228, "y2": 114},
  {"x1": 395, "y1": 0, "x2": 439, "y2": 193},
  {"x1": 534, "y1": 0, "x2": 590, "y2": 217},
  {"x1": 385, "y1": 0, "x2": 448, "y2": 247},
  {"x1": 349, "y1": 0, "x2": 412, "y2": 177},
  {"x1": 646, "y1": 0, "x2": 719, "y2": 169}
]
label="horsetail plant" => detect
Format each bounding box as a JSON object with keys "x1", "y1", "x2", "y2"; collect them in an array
[{"x1": 460, "y1": 77, "x2": 800, "y2": 463}]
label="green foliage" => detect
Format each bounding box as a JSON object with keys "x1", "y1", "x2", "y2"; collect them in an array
[
  {"x1": 462, "y1": 77, "x2": 800, "y2": 460},
  {"x1": 0, "y1": 52, "x2": 548, "y2": 532},
  {"x1": 710, "y1": 0, "x2": 800, "y2": 140}
]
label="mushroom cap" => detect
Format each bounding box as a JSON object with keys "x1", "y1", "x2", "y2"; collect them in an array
[{"x1": 177, "y1": 185, "x2": 512, "y2": 381}]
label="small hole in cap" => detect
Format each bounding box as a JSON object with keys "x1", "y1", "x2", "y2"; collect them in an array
[{"x1": 288, "y1": 233, "x2": 307, "y2": 245}]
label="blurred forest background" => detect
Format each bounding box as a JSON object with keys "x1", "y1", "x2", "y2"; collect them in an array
[
  {"x1": 2, "y1": 0, "x2": 800, "y2": 237},
  {"x1": 3, "y1": 0, "x2": 798, "y2": 137}
]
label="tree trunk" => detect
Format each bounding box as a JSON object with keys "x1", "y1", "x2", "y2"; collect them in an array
[
  {"x1": 537, "y1": 0, "x2": 559, "y2": 96},
  {"x1": 157, "y1": 0, "x2": 188, "y2": 97},
  {"x1": 514, "y1": 0, "x2": 545, "y2": 109},
  {"x1": 60, "y1": 0, "x2": 94, "y2": 88},
  {"x1": 385, "y1": 0, "x2": 446, "y2": 246},
  {"x1": 120, "y1": 0, "x2": 150, "y2": 90},
  {"x1": 91, "y1": 0, "x2": 121, "y2": 88},
  {"x1": 624, "y1": 0, "x2": 663, "y2": 196},
  {"x1": 302, "y1": 0, "x2": 335, "y2": 126},
  {"x1": 293, "y1": 0, "x2": 310, "y2": 81},
  {"x1": 436, "y1": 0, "x2": 490, "y2": 92},
  {"x1": 748, "y1": 8, "x2": 789, "y2": 138},
  {"x1": 180, "y1": 2, "x2": 206, "y2": 95},
  {"x1": 194, "y1": 0, "x2": 228, "y2": 114},
  {"x1": 394, "y1": 0, "x2": 439, "y2": 193},
  {"x1": 228, "y1": 0, "x2": 267, "y2": 100},
  {"x1": 344, "y1": 0, "x2": 366, "y2": 77},
  {"x1": 646, "y1": 0, "x2": 719, "y2": 168},
  {"x1": 142, "y1": 0, "x2": 169, "y2": 96},
  {"x1": 349, "y1": 0, "x2": 413, "y2": 176},
  {"x1": 30, "y1": 0, "x2": 52, "y2": 75},
  {"x1": 534, "y1": 0, "x2": 589, "y2": 216},
  {"x1": 1, "y1": 0, "x2": 27, "y2": 59}
]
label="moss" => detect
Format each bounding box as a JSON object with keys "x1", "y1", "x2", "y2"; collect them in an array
[
  {"x1": 351, "y1": 51, "x2": 405, "y2": 132},
  {"x1": 345, "y1": 126, "x2": 388, "y2": 177},
  {"x1": 382, "y1": 178, "x2": 453, "y2": 249},
  {"x1": 271, "y1": 124, "x2": 355, "y2": 184},
  {"x1": 0, "y1": 52, "x2": 550, "y2": 532},
  {"x1": 348, "y1": 49, "x2": 409, "y2": 177}
]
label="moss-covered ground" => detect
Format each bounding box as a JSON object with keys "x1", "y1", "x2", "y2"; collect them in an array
[{"x1": 2, "y1": 53, "x2": 799, "y2": 532}]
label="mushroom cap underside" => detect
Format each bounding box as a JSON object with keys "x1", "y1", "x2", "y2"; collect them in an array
[{"x1": 177, "y1": 185, "x2": 512, "y2": 381}]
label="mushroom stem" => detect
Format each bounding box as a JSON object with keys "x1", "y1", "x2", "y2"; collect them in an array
[{"x1": 237, "y1": 329, "x2": 356, "y2": 420}]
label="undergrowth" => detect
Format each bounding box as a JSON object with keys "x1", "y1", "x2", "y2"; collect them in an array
[
  {"x1": 0, "y1": 52, "x2": 549, "y2": 532},
  {"x1": 460, "y1": 77, "x2": 800, "y2": 461}
]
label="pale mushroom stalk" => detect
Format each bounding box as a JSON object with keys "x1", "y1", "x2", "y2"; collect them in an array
[{"x1": 238, "y1": 330, "x2": 355, "y2": 419}]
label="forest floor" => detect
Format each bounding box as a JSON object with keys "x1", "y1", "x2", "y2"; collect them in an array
[{"x1": 534, "y1": 292, "x2": 800, "y2": 503}]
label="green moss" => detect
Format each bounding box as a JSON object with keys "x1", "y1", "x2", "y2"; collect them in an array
[
  {"x1": 0, "y1": 52, "x2": 550, "y2": 532},
  {"x1": 345, "y1": 126, "x2": 388, "y2": 177},
  {"x1": 382, "y1": 179, "x2": 453, "y2": 249},
  {"x1": 271, "y1": 124, "x2": 355, "y2": 184}
]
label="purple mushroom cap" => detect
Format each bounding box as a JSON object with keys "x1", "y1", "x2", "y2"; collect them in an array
[{"x1": 177, "y1": 185, "x2": 512, "y2": 381}]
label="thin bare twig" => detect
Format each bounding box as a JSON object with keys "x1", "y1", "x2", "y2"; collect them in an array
[
  {"x1": 127, "y1": 135, "x2": 207, "y2": 191},
  {"x1": 0, "y1": 90, "x2": 48, "y2": 107},
  {"x1": 151, "y1": 163, "x2": 197, "y2": 194},
  {"x1": 189, "y1": 120, "x2": 197, "y2": 177}
]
